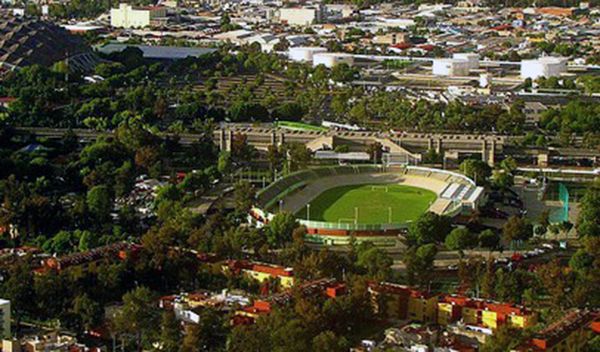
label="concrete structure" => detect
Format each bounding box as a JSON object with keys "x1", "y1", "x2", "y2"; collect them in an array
[
  {"x1": 520, "y1": 57, "x2": 568, "y2": 80},
  {"x1": 110, "y1": 3, "x2": 166, "y2": 28},
  {"x1": 313, "y1": 52, "x2": 354, "y2": 67},
  {"x1": 0, "y1": 300, "x2": 9, "y2": 339},
  {"x1": 278, "y1": 7, "x2": 320, "y2": 26},
  {"x1": 288, "y1": 47, "x2": 328, "y2": 62},
  {"x1": 453, "y1": 53, "x2": 479, "y2": 70},
  {"x1": 432, "y1": 58, "x2": 471, "y2": 76}
]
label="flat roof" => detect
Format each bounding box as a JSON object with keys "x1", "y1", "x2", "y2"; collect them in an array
[{"x1": 96, "y1": 44, "x2": 217, "y2": 60}]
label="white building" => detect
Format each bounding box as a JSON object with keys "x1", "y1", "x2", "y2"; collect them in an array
[
  {"x1": 110, "y1": 3, "x2": 167, "y2": 28},
  {"x1": 313, "y1": 53, "x2": 354, "y2": 68},
  {"x1": 278, "y1": 7, "x2": 320, "y2": 26},
  {"x1": 288, "y1": 47, "x2": 328, "y2": 62},
  {"x1": 0, "y1": 300, "x2": 10, "y2": 339},
  {"x1": 432, "y1": 58, "x2": 470, "y2": 76},
  {"x1": 520, "y1": 57, "x2": 567, "y2": 80},
  {"x1": 452, "y1": 53, "x2": 479, "y2": 70}
]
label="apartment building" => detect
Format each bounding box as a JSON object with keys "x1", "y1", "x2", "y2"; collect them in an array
[
  {"x1": 368, "y1": 282, "x2": 438, "y2": 323},
  {"x1": 223, "y1": 260, "x2": 295, "y2": 288},
  {"x1": 438, "y1": 295, "x2": 537, "y2": 330},
  {"x1": 516, "y1": 309, "x2": 597, "y2": 352}
]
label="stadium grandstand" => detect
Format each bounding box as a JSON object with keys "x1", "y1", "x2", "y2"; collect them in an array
[{"x1": 249, "y1": 165, "x2": 485, "y2": 246}]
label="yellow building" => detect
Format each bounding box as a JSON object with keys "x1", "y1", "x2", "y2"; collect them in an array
[
  {"x1": 223, "y1": 260, "x2": 295, "y2": 289},
  {"x1": 407, "y1": 293, "x2": 438, "y2": 323},
  {"x1": 243, "y1": 268, "x2": 295, "y2": 289},
  {"x1": 508, "y1": 313, "x2": 537, "y2": 329},
  {"x1": 462, "y1": 306, "x2": 481, "y2": 325}
]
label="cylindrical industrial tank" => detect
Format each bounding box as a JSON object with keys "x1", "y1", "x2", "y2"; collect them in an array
[
  {"x1": 288, "y1": 47, "x2": 328, "y2": 62},
  {"x1": 312, "y1": 52, "x2": 354, "y2": 68}
]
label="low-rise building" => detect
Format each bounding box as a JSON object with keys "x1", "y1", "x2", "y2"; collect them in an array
[
  {"x1": 368, "y1": 282, "x2": 438, "y2": 323},
  {"x1": 110, "y1": 3, "x2": 167, "y2": 28},
  {"x1": 521, "y1": 309, "x2": 596, "y2": 351},
  {"x1": 278, "y1": 7, "x2": 321, "y2": 26},
  {"x1": 438, "y1": 295, "x2": 537, "y2": 330},
  {"x1": 223, "y1": 260, "x2": 295, "y2": 288}
]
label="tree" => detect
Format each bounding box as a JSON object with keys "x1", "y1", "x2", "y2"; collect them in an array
[
  {"x1": 404, "y1": 244, "x2": 437, "y2": 287},
  {"x1": 217, "y1": 151, "x2": 232, "y2": 177},
  {"x1": 407, "y1": 212, "x2": 452, "y2": 245},
  {"x1": 115, "y1": 161, "x2": 136, "y2": 198},
  {"x1": 445, "y1": 227, "x2": 475, "y2": 257},
  {"x1": 459, "y1": 159, "x2": 491, "y2": 185},
  {"x1": 366, "y1": 142, "x2": 383, "y2": 163},
  {"x1": 576, "y1": 185, "x2": 600, "y2": 238},
  {"x1": 233, "y1": 181, "x2": 255, "y2": 218},
  {"x1": 492, "y1": 170, "x2": 514, "y2": 190},
  {"x1": 267, "y1": 212, "x2": 298, "y2": 247},
  {"x1": 312, "y1": 331, "x2": 349, "y2": 352},
  {"x1": 283, "y1": 143, "x2": 312, "y2": 172},
  {"x1": 500, "y1": 156, "x2": 517, "y2": 173},
  {"x1": 502, "y1": 216, "x2": 533, "y2": 245},
  {"x1": 181, "y1": 309, "x2": 225, "y2": 352},
  {"x1": 478, "y1": 229, "x2": 500, "y2": 250},
  {"x1": 159, "y1": 310, "x2": 181, "y2": 352},
  {"x1": 71, "y1": 293, "x2": 102, "y2": 332},
  {"x1": 480, "y1": 325, "x2": 523, "y2": 352},
  {"x1": 355, "y1": 242, "x2": 393, "y2": 279},
  {"x1": 112, "y1": 286, "x2": 159, "y2": 351},
  {"x1": 86, "y1": 185, "x2": 112, "y2": 220}
]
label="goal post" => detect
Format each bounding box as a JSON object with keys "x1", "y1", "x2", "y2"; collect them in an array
[{"x1": 371, "y1": 185, "x2": 389, "y2": 192}]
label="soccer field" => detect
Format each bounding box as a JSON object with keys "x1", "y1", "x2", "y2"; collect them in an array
[{"x1": 295, "y1": 184, "x2": 437, "y2": 225}]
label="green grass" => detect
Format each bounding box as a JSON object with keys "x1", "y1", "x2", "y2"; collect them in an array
[
  {"x1": 295, "y1": 184, "x2": 436, "y2": 224},
  {"x1": 275, "y1": 121, "x2": 328, "y2": 132}
]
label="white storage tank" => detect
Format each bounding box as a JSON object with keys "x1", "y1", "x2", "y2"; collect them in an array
[
  {"x1": 312, "y1": 52, "x2": 354, "y2": 68},
  {"x1": 432, "y1": 58, "x2": 470, "y2": 77},
  {"x1": 288, "y1": 47, "x2": 328, "y2": 62},
  {"x1": 520, "y1": 57, "x2": 567, "y2": 80},
  {"x1": 452, "y1": 53, "x2": 479, "y2": 70}
]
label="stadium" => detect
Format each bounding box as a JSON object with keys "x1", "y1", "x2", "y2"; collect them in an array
[{"x1": 249, "y1": 165, "x2": 485, "y2": 246}]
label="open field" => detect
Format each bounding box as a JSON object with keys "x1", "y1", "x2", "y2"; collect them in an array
[{"x1": 295, "y1": 184, "x2": 436, "y2": 224}]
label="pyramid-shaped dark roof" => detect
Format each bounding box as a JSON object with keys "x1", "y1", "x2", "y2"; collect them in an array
[{"x1": 0, "y1": 16, "x2": 91, "y2": 68}]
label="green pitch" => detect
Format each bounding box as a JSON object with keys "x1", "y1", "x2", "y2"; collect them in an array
[{"x1": 296, "y1": 184, "x2": 437, "y2": 224}]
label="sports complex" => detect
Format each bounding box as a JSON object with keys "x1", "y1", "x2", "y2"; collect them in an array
[{"x1": 249, "y1": 165, "x2": 485, "y2": 246}]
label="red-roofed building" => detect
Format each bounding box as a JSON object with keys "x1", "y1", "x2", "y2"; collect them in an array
[
  {"x1": 516, "y1": 309, "x2": 597, "y2": 351},
  {"x1": 0, "y1": 97, "x2": 15, "y2": 108},
  {"x1": 223, "y1": 260, "x2": 295, "y2": 288},
  {"x1": 368, "y1": 282, "x2": 438, "y2": 323}
]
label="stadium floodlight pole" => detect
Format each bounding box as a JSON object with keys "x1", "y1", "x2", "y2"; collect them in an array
[{"x1": 306, "y1": 203, "x2": 310, "y2": 221}]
